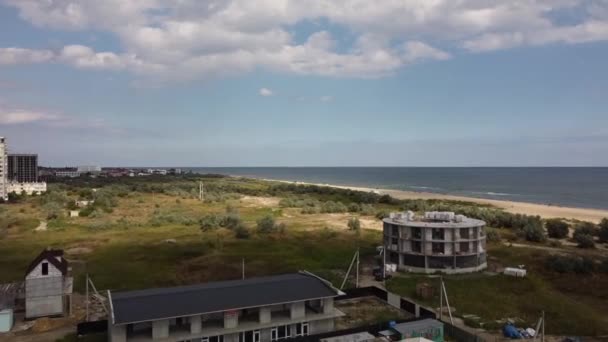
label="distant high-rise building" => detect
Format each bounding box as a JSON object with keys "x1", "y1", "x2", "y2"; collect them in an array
[
  {"x1": 8, "y1": 154, "x2": 38, "y2": 183},
  {"x1": 0, "y1": 137, "x2": 7, "y2": 200}
]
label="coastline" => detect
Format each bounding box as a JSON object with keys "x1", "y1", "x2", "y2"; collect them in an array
[{"x1": 261, "y1": 178, "x2": 608, "y2": 223}]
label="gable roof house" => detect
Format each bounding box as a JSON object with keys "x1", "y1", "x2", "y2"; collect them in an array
[
  {"x1": 107, "y1": 271, "x2": 345, "y2": 342},
  {"x1": 25, "y1": 249, "x2": 72, "y2": 319}
]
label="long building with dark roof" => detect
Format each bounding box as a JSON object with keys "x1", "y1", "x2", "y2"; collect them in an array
[{"x1": 107, "y1": 271, "x2": 344, "y2": 342}]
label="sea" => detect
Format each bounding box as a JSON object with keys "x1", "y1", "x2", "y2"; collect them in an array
[{"x1": 184, "y1": 167, "x2": 608, "y2": 210}]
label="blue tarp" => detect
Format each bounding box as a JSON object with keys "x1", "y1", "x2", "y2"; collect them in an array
[{"x1": 503, "y1": 324, "x2": 522, "y2": 339}]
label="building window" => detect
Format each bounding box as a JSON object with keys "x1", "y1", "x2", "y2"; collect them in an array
[
  {"x1": 210, "y1": 335, "x2": 224, "y2": 342},
  {"x1": 412, "y1": 227, "x2": 421, "y2": 239},
  {"x1": 460, "y1": 228, "x2": 469, "y2": 239},
  {"x1": 391, "y1": 225, "x2": 399, "y2": 236},
  {"x1": 432, "y1": 243, "x2": 444, "y2": 254},
  {"x1": 253, "y1": 330, "x2": 260, "y2": 342},
  {"x1": 42, "y1": 262, "x2": 48, "y2": 275},
  {"x1": 239, "y1": 331, "x2": 260, "y2": 342},
  {"x1": 296, "y1": 322, "x2": 310, "y2": 336},
  {"x1": 277, "y1": 325, "x2": 290, "y2": 340},
  {"x1": 412, "y1": 241, "x2": 422, "y2": 253},
  {"x1": 271, "y1": 328, "x2": 278, "y2": 342},
  {"x1": 432, "y1": 228, "x2": 444, "y2": 240},
  {"x1": 460, "y1": 242, "x2": 470, "y2": 253},
  {"x1": 391, "y1": 237, "x2": 398, "y2": 246},
  {"x1": 202, "y1": 337, "x2": 209, "y2": 342}
]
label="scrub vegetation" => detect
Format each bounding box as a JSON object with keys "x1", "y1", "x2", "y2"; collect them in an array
[{"x1": 1, "y1": 174, "x2": 607, "y2": 337}]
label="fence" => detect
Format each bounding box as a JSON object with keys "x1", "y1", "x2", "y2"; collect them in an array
[
  {"x1": 443, "y1": 321, "x2": 486, "y2": 342},
  {"x1": 338, "y1": 286, "x2": 436, "y2": 320}
]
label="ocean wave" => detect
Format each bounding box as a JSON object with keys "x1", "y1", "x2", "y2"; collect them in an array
[{"x1": 471, "y1": 191, "x2": 517, "y2": 197}]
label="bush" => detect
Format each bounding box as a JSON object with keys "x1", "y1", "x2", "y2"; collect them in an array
[
  {"x1": 574, "y1": 222, "x2": 598, "y2": 237},
  {"x1": 485, "y1": 229, "x2": 501, "y2": 242},
  {"x1": 200, "y1": 215, "x2": 222, "y2": 231},
  {"x1": 348, "y1": 203, "x2": 361, "y2": 212},
  {"x1": 257, "y1": 215, "x2": 277, "y2": 234},
  {"x1": 520, "y1": 221, "x2": 546, "y2": 242},
  {"x1": 546, "y1": 255, "x2": 596, "y2": 274},
  {"x1": 234, "y1": 224, "x2": 251, "y2": 239},
  {"x1": 546, "y1": 219, "x2": 569, "y2": 239},
  {"x1": 599, "y1": 218, "x2": 608, "y2": 243},
  {"x1": 221, "y1": 213, "x2": 242, "y2": 230},
  {"x1": 347, "y1": 217, "x2": 361, "y2": 231},
  {"x1": 575, "y1": 233, "x2": 595, "y2": 249}
]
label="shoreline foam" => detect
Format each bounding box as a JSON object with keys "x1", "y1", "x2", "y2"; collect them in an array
[{"x1": 259, "y1": 178, "x2": 608, "y2": 223}]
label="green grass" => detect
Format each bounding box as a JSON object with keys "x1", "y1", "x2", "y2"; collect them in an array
[{"x1": 387, "y1": 245, "x2": 608, "y2": 336}]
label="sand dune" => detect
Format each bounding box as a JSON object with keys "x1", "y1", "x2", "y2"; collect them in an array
[{"x1": 269, "y1": 179, "x2": 608, "y2": 223}]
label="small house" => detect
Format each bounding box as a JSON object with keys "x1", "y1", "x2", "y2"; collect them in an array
[{"x1": 25, "y1": 249, "x2": 72, "y2": 319}]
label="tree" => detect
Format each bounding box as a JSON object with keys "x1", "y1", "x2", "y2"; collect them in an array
[
  {"x1": 574, "y1": 233, "x2": 595, "y2": 249},
  {"x1": 599, "y1": 218, "x2": 608, "y2": 243},
  {"x1": 574, "y1": 222, "x2": 598, "y2": 237},
  {"x1": 257, "y1": 215, "x2": 277, "y2": 234},
  {"x1": 200, "y1": 215, "x2": 221, "y2": 232},
  {"x1": 546, "y1": 219, "x2": 569, "y2": 239},
  {"x1": 347, "y1": 217, "x2": 361, "y2": 231},
  {"x1": 521, "y1": 221, "x2": 546, "y2": 242}
]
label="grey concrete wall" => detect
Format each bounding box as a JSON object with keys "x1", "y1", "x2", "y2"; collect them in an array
[
  {"x1": 108, "y1": 323, "x2": 126, "y2": 342},
  {"x1": 259, "y1": 307, "x2": 271, "y2": 324},
  {"x1": 152, "y1": 319, "x2": 169, "y2": 339},
  {"x1": 25, "y1": 296, "x2": 63, "y2": 318},
  {"x1": 224, "y1": 332, "x2": 239, "y2": 342},
  {"x1": 387, "y1": 292, "x2": 401, "y2": 309},
  {"x1": 290, "y1": 301, "x2": 305, "y2": 319},
  {"x1": 190, "y1": 315, "x2": 202, "y2": 334},
  {"x1": 311, "y1": 318, "x2": 334, "y2": 335},
  {"x1": 224, "y1": 311, "x2": 239, "y2": 329},
  {"x1": 322, "y1": 298, "x2": 334, "y2": 314}
]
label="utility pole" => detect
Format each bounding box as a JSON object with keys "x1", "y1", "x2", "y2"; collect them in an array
[
  {"x1": 242, "y1": 258, "x2": 245, "y2": 280},
  {"x1": 199, "y1": 182, "x2": 204, "y2": 201},
  {"x1": 541, "y1": 311, "x2": 545, "y2": 342},
  {"x1": 85, "y1": 273, "x2": 89, "y2": 322},
  {"x1": 355, "y1": 248, "x2": 360, "y2": 288}
]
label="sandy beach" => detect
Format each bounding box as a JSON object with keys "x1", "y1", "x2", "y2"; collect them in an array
[{"x1": 267, "y1": 179, "x2": 608, "y2": 223}]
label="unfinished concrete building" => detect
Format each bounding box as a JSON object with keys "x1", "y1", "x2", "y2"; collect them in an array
[
  {"x1": 383, "y1": 211, "x2": 487, "y2": 274},
  {"x1": 107, "y1": 271, "x2": 344, "y2": 342},
  {"x1": 25, "y1": 249, "x2": 72, "y2": 318}
]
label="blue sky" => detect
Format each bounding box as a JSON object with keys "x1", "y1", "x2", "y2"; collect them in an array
[{"x1": 1, "y1": 1, "x2": 608, "y2": 166}]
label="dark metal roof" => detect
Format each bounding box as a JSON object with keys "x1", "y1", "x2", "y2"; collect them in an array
[
  {"x1": 110, "y1": 272, "x2": 340, "y2": 325},
  {"x1": 25, "y1": 249, "x2": 68, "y2": 276}
]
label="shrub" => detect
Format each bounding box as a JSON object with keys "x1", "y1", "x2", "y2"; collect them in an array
[
  {"x1": 234, "y1": 224, "x2": 251, "y2": 239},
  {"x1": 347, "y1": 217, "x2": 361, "y2": 231},
  {"x1": 200, "y1": 215, "x2": 221, "y2": 231},
  {"x1": 360, "y1": 204, "x2": 376, "y2": 216},
  {"x1": 546, "y1": 219, "x2": 569, "y2": 239},
  {"x1": 375, "y1": 211, "x2": 389, "y2": 220},
  {"x1": 257, "y1": 215, "x2": 277, "y2": 234},
  {"x1": 221, "y1": 213, "x2": 242, "y2": 230},
  {"x1": 546, "y1": 255, "x2": 596, "y2": 274},
  {"x1": 348, "y1": 203, "x2": 361, "y2": 212},
  {"x1": 574, "y1": 222, "x2": 598, "y2": 237},
  {"x1": 520, "y1": 221, "x2": 546, "y2": 242},
  {"x1": 485, "y1": 229, "x2": 501, "y2": 242},
  {"x1": 574, "y1": 233, "x2": 595, "y2": 249},
  {"x1": 599, "y1": 218, "x2": 608, "y2": 243}
]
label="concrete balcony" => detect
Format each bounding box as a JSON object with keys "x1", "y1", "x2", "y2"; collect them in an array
[{"x1": 124, "y1": 308, "x2": 344, "y2": 342}]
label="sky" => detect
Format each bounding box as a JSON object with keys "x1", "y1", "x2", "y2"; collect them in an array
[{"x1": 0, "y1": 0, "x2": 608, "y2": 167}]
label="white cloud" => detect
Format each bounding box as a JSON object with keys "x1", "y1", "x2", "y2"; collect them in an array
[
  {"x1": 0, "y1": 47, "x2": 54, "y2": 65},
  {"x1": 320, "y1": 95, "x2": 333, "y2": 102},
  {"x1": 259, "y1": 88, "x2": 274, "y2": 96},
  {"x1": 0, "y1": 109, "x2": 60, "y2": 124},
  {"x1": 2, "y1": 0, "x2": 608, "y2": 81}
]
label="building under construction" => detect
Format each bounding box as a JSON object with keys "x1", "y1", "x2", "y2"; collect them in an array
[{"x1": 383, "y1": 211, "x2": 487, "y2": 274}]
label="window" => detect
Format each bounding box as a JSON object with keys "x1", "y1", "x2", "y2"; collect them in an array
[
  {"x1": 412, "y1": 241, "x2": 422, "y2": 253},
  {"x1": 296, "y1": 322, "x2": 310, "y2": 337},
  {"x1": 460, "y1": 242, "x2": 470, "y2": 253},
  {"x1": 41, "y1": 262, "x2": 48, "y2": 275},
  {"x1": 432, "y1": 228, "x2": 444, "y2": 240},
  {"x1": 391, "y1": 225, "x2": 399, "y2": 236},
  {"x1": 278, "y1": 325, "x2": 290, "y2": 339},
  {"x1": 412, "y1": 227, "x2": 422, "y2": 239},
  {"x1": 460, "y1": 228, "x2": 469, "y2": 239},
  {"x1": 432, "y1": 243, "x2": 444, "y2": 254},
  {"x1": 271, "y1": 328, "x2": 278, "y2": 342},
  {"x1": 202, "y1": 338, "x2": 209, "y2": 342}
]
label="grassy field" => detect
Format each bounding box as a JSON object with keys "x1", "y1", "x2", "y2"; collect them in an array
[
  {"x1": 386, "y1": 243, "x2": 608, "y2": 336},
  {"x1": 1, "y1": 175, "x2": 607, "y2": 338}
]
